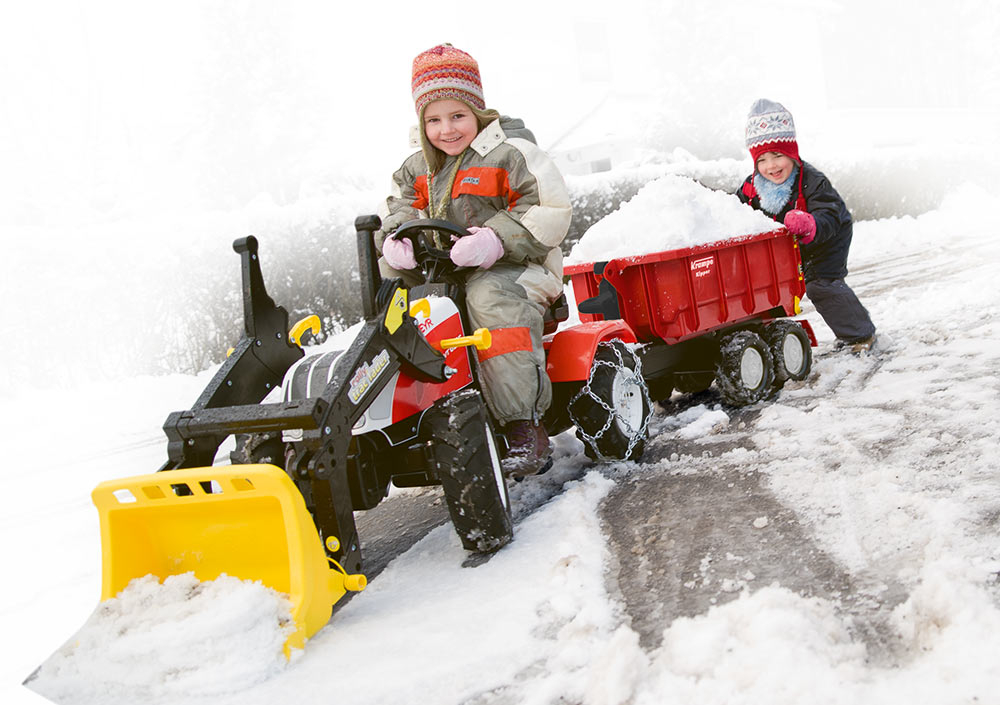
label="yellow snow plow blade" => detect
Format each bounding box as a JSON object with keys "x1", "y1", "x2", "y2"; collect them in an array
[{"x1": 91, "y1": 464, "x2": 365, "y2": 657}]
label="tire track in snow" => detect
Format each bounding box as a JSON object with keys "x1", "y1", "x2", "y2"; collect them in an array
[{"x1": 598, "y1": 383, "x2": 909, "y2": 662}]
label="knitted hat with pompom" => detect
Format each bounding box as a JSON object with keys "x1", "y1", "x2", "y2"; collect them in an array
[
  {"x1": 745, "y1": 98, "x2": 800, "y2": 164},
  {"x1": 411, "y1": 43, "x2": 485, "y2": 115}
]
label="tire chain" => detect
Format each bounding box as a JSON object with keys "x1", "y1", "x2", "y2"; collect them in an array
[{"x1": 568, "y1": 340, "x2": 655, "y2": 462}]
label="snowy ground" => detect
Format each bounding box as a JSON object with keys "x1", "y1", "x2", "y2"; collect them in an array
[{"x1": 5, "y1": 181, "x2": 1000, "y2": 704}]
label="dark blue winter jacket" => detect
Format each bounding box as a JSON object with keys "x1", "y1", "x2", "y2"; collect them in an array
[{"x1": 738, "y1": 161, "x2": 852, "y2": 281}]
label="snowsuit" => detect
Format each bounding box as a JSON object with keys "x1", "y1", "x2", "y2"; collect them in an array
[
  {"x1": 738, "y1": 161, "x2": 876, "y2": 343},
  {"x1": 375, "y1": 117, "x2": 572, "y2": 425}
]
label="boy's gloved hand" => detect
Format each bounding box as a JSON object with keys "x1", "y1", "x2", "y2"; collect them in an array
[
  {"x1": 784, "y1": 210, "x2": 816, "y2": 245},
  {"x1": 382, "y1": 236, "x2": 417, "y2": 270},
  {"x1": 450, "y1": 226, "x2": 504, "y2": 269}
]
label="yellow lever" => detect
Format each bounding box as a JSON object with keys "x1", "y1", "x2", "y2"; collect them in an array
[
  {"x1": 438, "y1": 328, "x2": 492, "y2": 351},
  {"x1": 289, "y1": 315, "x2": 321, "y2": 346}
]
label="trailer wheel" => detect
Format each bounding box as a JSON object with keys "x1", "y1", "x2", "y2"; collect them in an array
[
  {"x1": 426, "y1": 390, "x2": 513, "y2": 554},
  {"x1": 715, "y1": 331, "x2": 775, "y2": 406},
  {"x1": 765, "y1": 320, "x2": 812, "y2": 386},
  {"x1": 569, "y1": 341, "x2": 652, "y2": 461}
]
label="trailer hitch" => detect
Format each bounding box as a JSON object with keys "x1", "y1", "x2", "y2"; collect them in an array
[{"x1": 576, "y1": 261, "x2": 622, "y2": 320}]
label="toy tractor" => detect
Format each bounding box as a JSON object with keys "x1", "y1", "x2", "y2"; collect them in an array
[{"x1": 91, "y1": 216, "x2": 651, "y2": 655}]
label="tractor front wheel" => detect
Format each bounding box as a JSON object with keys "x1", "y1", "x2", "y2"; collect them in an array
[
  {"x1": 426, "y1": 390, "x2": 513, "y2": 554},
  {"x1": 230, "y1": 432, "x2": 285, "y2": 466}
]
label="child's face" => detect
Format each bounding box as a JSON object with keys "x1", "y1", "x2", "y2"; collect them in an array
[
  {"x1": 423, "y1": 99, "x2": 478, "y2": 156},
  {"x1": 755, "y1": 152, "x2": 796, "y2": 184}
]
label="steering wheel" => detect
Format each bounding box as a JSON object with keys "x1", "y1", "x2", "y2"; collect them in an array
[{"x1": 391, "y1": 219, "x2": 471, "y2": 282}]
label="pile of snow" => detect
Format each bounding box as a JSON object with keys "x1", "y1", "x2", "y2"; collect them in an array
[
  {"x1": 267, "y1": 472, "x2": 623, "y2": 705},
  {"x1": 27, "y1": 574, "x2": 292, "y2": 704},
  {"x1": 566, "y1": 174, "x2": 777, "y2": 264}
]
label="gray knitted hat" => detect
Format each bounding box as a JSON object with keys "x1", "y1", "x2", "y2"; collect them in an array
[{"x1": 745, "y1": 99, "x2": 799, "y2": 162}]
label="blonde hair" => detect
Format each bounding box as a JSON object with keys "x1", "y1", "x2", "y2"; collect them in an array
[{"x1": 419, "y1": 103, "x2": 500, "y2": 175}]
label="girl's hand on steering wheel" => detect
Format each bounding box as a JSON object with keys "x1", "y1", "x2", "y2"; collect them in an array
[
  {"x1": 449, "y1": 226, "x2": 504, "y2": 269},
  {"x1": 382, "y1": 236, "x2": 417, "y2": 270}
]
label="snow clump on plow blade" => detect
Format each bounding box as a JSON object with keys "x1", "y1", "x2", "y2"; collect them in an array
[{"x1": 88, "y1": 464, "x2": 365, "y2": 657}]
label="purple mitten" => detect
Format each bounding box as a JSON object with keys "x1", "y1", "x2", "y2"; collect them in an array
[
  {"x1": 784, "y1": 209, "x2": 816, "y2": 245},
  {"x1": 450, "y1": 226, "x2": 504, "y2": 269},
  {"x1": 382, "y1": 236, "x2": 416, "y2": 270}
]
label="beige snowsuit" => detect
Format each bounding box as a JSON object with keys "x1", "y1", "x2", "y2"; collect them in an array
[{"x1": 375, "y1": 117, "x2": 572, "y2": 425}]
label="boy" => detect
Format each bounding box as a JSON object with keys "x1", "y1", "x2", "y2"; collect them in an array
[{"x1": 738, "y1": 99, "x2": 876, "y2": 353}]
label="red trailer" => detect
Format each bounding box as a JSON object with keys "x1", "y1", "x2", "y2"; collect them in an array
[
  {"x1": 545, "y1": 228, "x2": 816, "y2": 459},
  {"x1": 567, "y1": 228, "x2": 807, "y2": 343}
]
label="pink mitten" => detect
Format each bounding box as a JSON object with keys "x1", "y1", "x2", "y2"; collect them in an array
[
  {"x1": 450, "y1": 226, "x2": 504, "y2": 269},
  {"x1": 784, "y1": 209, "x2": 816, "y2": 245},
  {"x1": 382, "y1": 236, "x2": 417, "y2": 270}
]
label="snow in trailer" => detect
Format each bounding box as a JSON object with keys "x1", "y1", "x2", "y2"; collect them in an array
[{"x1": 3, "y1": 1, "x2": 1000, "y2": 705}]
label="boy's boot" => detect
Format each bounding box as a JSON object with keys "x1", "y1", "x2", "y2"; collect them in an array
[
  {"x1": 834, "y1": 333, "x2": 877, "y2": 355},
  {"x1": 850, "y1": 334, "x2": 877, "y2": 354}
]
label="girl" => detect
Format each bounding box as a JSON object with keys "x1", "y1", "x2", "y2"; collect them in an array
[
  {"x1": 375, "y1": 44, "x2": 572, "y2": 476},
  {"x1": 738, "y1": 99, "x2": 876, "y2": 353}
]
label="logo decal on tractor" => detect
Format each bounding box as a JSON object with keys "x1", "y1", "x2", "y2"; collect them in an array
[
  {"x1": 690, "y1": 256, "x2": 714, "y2": 278},
  {"x1": 348, "y1": 349, "x2": 391, "y2": 404},
  {"x1": 384, "y1": 288, "x2": 408, "y2": 334}
]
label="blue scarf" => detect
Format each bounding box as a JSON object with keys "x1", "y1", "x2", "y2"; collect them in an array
[{"x1": 754, "y1": 164, "x2": 799, "y2": 215}]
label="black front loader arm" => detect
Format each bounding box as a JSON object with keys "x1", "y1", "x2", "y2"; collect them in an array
[
  {"x1": 161, "y1": 235, "x2": 304, "y2": 470},
  {"x1": 159, "y1": 216, "x2": 448, "y2": 573}
]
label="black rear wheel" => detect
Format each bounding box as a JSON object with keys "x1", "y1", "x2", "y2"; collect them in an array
[
  {"x1": 425, "y1": 390, "x2": 513, "y2": 553},
  {"x1": 569, "y1": 341, "x2": 651, "y2": 461}
]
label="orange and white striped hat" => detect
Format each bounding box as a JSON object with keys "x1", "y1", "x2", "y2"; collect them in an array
[{"x1": 411, "y1": 44, "x2": 485, "y2": 115}]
